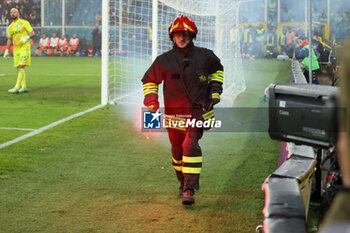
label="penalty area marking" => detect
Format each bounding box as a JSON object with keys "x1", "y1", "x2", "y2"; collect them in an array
[
  {"x1": 0, "y1": 74, "x2": 5, "y2": 76},
  {"x1": 0, "y1": 104, "x2": 105, "y2": 149}
]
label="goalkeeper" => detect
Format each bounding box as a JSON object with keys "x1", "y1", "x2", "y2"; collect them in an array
[{"x1": 3, "y1": 8, "x2": 35, "y2": 94}]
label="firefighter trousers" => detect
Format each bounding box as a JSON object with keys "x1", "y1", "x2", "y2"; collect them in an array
[{"x1": 167, "y1": 127, "x2": 204, "y2": 192}]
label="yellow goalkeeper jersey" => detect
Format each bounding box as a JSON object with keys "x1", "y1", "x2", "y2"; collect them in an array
[{"x1": 8, "y1": 18, "x2": 33, "y2": 51}]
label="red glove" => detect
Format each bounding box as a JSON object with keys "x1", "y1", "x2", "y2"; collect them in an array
[{"x1": 144, "y1": 98, "x2": 159, "y2": 112}]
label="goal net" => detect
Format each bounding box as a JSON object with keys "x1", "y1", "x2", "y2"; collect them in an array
[{"x1": 105, "y1": 0, "x2": 246, "y2": 107}]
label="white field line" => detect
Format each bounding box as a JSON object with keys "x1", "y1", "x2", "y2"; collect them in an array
[
  {"x1": 0, "y1": 104, "x2": 105, "y2": 149},
  {"x1": 4, "y1": 73, "x2": 97, "y2": 77},
  {"x1": 0, "y1": 127, "x2": 35, "y2": 131}
]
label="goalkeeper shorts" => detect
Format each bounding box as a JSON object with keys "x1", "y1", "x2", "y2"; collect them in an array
[{"x1": 14, "y1": 49, "x2": 31, "y2": 67}]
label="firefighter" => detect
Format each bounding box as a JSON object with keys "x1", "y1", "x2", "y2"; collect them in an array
[{"x1": 141, "y1": 15, "x2": 224, "y2": 206}]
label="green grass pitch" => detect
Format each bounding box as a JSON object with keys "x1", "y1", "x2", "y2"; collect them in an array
[{"x1": 0, "y1": 57, "x2": 290, "y2": 232}]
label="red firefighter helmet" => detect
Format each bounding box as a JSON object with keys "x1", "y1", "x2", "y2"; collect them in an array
[{"x1": 169, "y1": 15, "x2": 197, "y2": 40}]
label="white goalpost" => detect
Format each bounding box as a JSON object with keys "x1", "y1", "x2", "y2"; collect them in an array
[{"x1": 102, "y1": 0, "x2": 246, "y2": 107}]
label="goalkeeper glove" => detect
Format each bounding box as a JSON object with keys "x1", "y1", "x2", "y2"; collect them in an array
[
  {"x1": 20, "y1": 36, "x2": 30, "y2": 44},
  {"x1": 3, "y1": 49, "x2": 9, "y2": 59}
]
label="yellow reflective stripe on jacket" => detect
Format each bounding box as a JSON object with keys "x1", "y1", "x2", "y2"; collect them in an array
[
  {"x1": 202, "y1": 109, "x2": 214, "y2": 120},
  {"x1": 183, "y1": 156, "x2": 202, "y2": 163},
  {"x1": 173, "y1": 165, "x2": 182, "y2": 171},
  {"x1": 172, "y1": 158, "x2": 182, "y2": 165},
  {"x1": 209, "y1": 70, "x2": 224, "y2": 83},
  {"x1": 143, "y1": 82, "x2": 158, "y2": 96},
  {"x1": 212, "y1": 93, "x2": 220, "y2": 99},
  {"x1": 182, "y1": 167, "x2": 201, "y2": 174}
]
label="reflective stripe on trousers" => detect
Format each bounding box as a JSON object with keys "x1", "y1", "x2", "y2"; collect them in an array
[{"x1": 168, "y1": 127, "x2": 203, "y2": 191}]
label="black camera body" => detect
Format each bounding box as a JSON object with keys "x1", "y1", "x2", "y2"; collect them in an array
[{"x1": 268, "y1": 84, "x2": 339, "y2": 148}]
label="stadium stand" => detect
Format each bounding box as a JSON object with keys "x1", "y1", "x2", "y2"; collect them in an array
[
  {"x1": 0, "y1": 0, "x2": 41, "y2": 26},
  {"x1": 69, "y1": 0, "x2": 101, "y2": 26}
]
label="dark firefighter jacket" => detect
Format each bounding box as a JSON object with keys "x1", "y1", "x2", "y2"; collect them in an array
[{"x1": 142, "y1": 42, "x2": 223, "y2": 128}]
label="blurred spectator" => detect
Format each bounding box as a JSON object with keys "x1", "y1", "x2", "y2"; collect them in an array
[
  {"x1": 36, "y1": 33, "x2": 49, "y2": 56},
  {"x1": 68, "y1": 34, "x2": 79, "y2": 56},
  {"x1": 58, "y1": 35, "x2": 68, "y2": 56},
  {"x1": 79, "y1": 34, "x2": 88, "y2": 52},
  {"x1": 92, "y1": 25, "x2": 101, "y2": 56},
  {"x1": 339, "y1": 9, "x2": 350, "y2": 37},
  {"x1": 8, "y1": 0, "x2": 17, "y2": 9},
  {"x1": 319, "y1": 11, "x2": 327, "y2": 23},
  {"x1": 122, "y1": 5, "x2": 130, "y2": 24},
  {"x1": 48, "y1": 32, "x2": 59, "y2": 56},
  {"x1": 109, "y1": 7, "x2": 118, "y2": 25},
  {"x1": 341, "y1": 9, "x2": 350, "y2": 24},
  {"x1": 294, "y1": 36, "x2": 320, "y2": 84},
  {"x1": 230, "y1": 27, "x2": 239, "y2": 45},
  {"x1": 1, "y1": 3, "x2": 9, "y2": 15},
  {"x1": 312, "y1": 33, "x2": 324, "y2": 59},
  {"x1": 0, "y1": 31, "x2": 7, "y2": 55},
  {"x1": 242, "y1": 25, "x2": 255, "y2": 60},
  {"x1": 279, "y1": 28, "x2": 287, "y2": 55},
  {"x1": 3, "y1": 9, "x2": 10, "y2": 20},
  {"x1": 29, "y1": 8, "x2": 40, "y2": 26},
  {"x1": 95, "y1": 12, "x2": 102, "y2": 26},
  {"x1": 134, "y1": 13, "x2": 142, "y2": 26},
  {"x1": 281, "y1": 6, "x2": 292, "y2": 22},
  {"x1": 19, "y1": 5, "x2": 28, "y2": 20},
  {"x1": 286, "y1": 28, "x2": 295, "y2": 58},
  {"x1": 265, "y1": 27, "x2": 277, "y2": 58},
  {"x1": 0, "y1": 13, "x2": 9, "y2": 26},
  {"x1": 256, "y1": 24, "x2": 265, "y2": 57},
  {"x1": 295, "y1": 27, "x2": 305, "y2": 38},
  {"x1": 23, "y1": 0, "x2": 33, "y2": 9},
  {"x1": 32, "y1": 0, "x2": 40, "y2": 9},
  {"x1": 267, "y1": 0, "x2": 277, "y2": 23},
  {"x1": 1, "y1": 0, "x2": 40, "y2": 25}
]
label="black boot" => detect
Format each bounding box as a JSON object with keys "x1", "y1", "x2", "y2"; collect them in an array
[{"x1": 182, "y1": 189, "x2": 195, "y2": 205}]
